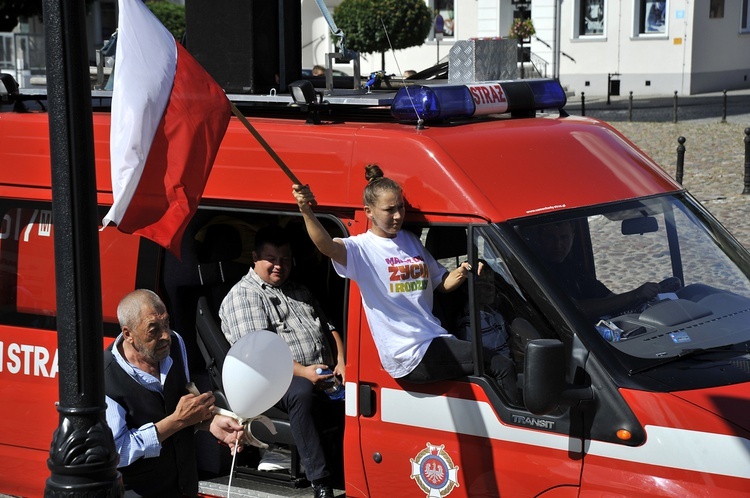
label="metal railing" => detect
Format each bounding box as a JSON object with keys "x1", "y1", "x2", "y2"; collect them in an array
[
  {"x1": 528, "y1": 52, "x2": 548, "y2": 78},
  {"x1": 516, "y1": 50, "x2": 548, "y2": 79}
]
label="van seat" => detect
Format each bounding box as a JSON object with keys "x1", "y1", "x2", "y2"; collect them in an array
[
  {"x1": 508, "y1": 317, "x2": 544, "y2": 373},
  {"x1": 196, "y1": 223, "x2": 249, "y2": 306}
]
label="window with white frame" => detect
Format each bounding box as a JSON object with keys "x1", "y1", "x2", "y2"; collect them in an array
[
  {"x1": 576, "y1": 0, "x2": 605, "y2": 36},
  {"x1": 635, "y1": 0, "x2": 667, "y2": 35},
  {"x1": 431, "y1": 0, "x2": 455, "y2": 39},
  {"x1": 742, "y1": 0, "x2": 749, "y2": 30}
]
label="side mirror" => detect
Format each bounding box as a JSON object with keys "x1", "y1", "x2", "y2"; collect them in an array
[
  {"x1": 523, "y1": 338, "x2": 593, "y2": 415},
  {"x1": 523, "y1": 339, "x2": 565, "y2": 414}
]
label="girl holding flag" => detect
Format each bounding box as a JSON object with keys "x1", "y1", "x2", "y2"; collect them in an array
[{"x1": 293, "y1": 164, "x2": 519, "y2": 403}]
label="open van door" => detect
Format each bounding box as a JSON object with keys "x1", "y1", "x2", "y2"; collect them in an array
[{"x1": 349, "y1": 223, "x2": 585, "y2": 497}]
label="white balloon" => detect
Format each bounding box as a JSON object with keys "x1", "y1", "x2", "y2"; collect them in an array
[{"x1": 222, "y1": 330, "x2": 293, "y2": 419}]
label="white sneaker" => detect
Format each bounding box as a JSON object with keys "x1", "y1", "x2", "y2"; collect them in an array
[{"x1": 258, "y1": 447, "x2": 292, "y2": 472}]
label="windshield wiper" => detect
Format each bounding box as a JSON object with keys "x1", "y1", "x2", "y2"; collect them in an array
[{"x1": 629, "y1": 344, "x2": 746, "y2": 375}]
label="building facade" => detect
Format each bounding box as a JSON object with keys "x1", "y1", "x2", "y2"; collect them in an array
[
  {"x1": 531, "y1": 0, "x2": 750, "y2": 95},
  {"x1": 3, "y1": 0, "x2": 748, "y2": 96},
  {"x1": 309, "y1": 0, "x2": 750, "y2": 95}
]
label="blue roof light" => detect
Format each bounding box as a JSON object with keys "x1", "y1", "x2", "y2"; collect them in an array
[
  {"x1": 390, "y1": 78, "x2": 567, "y2": 124},
  {"x1": 390, "y1": 85, "x2": 475, "y2": 123},
  {"x1": 527, "y1": 79, "x2": 568, "y2": 109}
]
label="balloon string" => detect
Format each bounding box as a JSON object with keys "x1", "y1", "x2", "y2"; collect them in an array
[{"x1": 227, "y1": 436, "x2": 239, "y2": 497}]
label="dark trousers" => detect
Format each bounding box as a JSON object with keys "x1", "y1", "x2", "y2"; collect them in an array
[
  {"x1": 401, "y1": 336, "x2": 520, "y2": 404},
  {"x1": 275, "y1": 375, "x2": 334, "y2": 482}
]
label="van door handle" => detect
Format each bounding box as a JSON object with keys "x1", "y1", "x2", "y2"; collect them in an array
[{"x1": 359, "y1": 384, "x2": 375, "y2": 417}]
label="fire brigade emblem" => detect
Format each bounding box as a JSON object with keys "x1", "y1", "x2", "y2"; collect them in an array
[{"x1": 410, "y1": 443, "x2": 460, "y2": 497}]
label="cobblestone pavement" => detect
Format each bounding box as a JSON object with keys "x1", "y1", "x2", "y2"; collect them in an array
[{"x1": 563, "y1": 91, "x2": 750, "y2": 249}]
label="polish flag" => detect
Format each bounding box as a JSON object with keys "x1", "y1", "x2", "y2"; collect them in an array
[{"x1": 103, "y1": 0, "x2": 231, "y2": 256}]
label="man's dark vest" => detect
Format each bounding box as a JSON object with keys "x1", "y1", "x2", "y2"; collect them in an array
[{"x1": 104, "y1": 337, "x2": 197, "y2": 497}]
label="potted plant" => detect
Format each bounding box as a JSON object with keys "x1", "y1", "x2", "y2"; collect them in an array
[{"x1": 509, "y1": 18, "x2": 535, "y2": 79}]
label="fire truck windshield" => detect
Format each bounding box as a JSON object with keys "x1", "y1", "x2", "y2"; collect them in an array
[{"x1": 514, "y1": 193, "x2": 750, "y2": 384}]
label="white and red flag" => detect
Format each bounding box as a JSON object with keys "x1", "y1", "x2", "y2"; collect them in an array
[{"x1": 103, "y1": 0, "x2": 231, "y2": 256}]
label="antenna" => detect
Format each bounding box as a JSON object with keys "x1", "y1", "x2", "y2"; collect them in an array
[{"x1": 380, "y1": 18, "x2": 423, "y2": 129}]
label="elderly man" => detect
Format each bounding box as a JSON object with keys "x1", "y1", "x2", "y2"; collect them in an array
[{"x1": 104, "y1": 289, "x2": 244, "y2": 497}]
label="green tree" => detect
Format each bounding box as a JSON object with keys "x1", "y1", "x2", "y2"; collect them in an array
[
  {"x1": 146, "y1": 0, "x2": 185, "y2": 41},
  {"x1": 333, "y1": 0, "x2": 432, "y2": 70}
]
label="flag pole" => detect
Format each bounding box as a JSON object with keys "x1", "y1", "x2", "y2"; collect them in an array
[{"x1": 230, "y1": 102, "x2": 303, "y2": 185}]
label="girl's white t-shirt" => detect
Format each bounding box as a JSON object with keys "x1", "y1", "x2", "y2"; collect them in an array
[{"x1": 332, "y1": 230, "x2": 450, "y2": 378}]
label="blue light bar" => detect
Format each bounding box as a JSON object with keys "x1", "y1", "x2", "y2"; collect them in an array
[
  {"x1": 528, "y1": 79, "x2": 568, "y2": 108},
  {"x1": 390, "y1": 78, "x2": 567, "y2": 124},
  {"x1": 390, "y1": 85, "x2": 475, "y2": 122}
]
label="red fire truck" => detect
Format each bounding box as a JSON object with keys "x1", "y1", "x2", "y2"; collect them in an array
[{"x1": 1, "y1": 73, "x2": 750, "y2": 497}]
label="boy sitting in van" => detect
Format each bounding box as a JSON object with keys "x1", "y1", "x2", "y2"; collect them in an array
[{"x1": 455, "y1": 260, "x2": 512, "y2": 359}]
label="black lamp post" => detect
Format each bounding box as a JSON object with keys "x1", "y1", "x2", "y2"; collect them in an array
[
  {"x1": 42, "y1": 0, "x2": 121, "y2": 495},
  {"x1": 511, "y1": 0, "x2": 532, "y2": 80}
]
